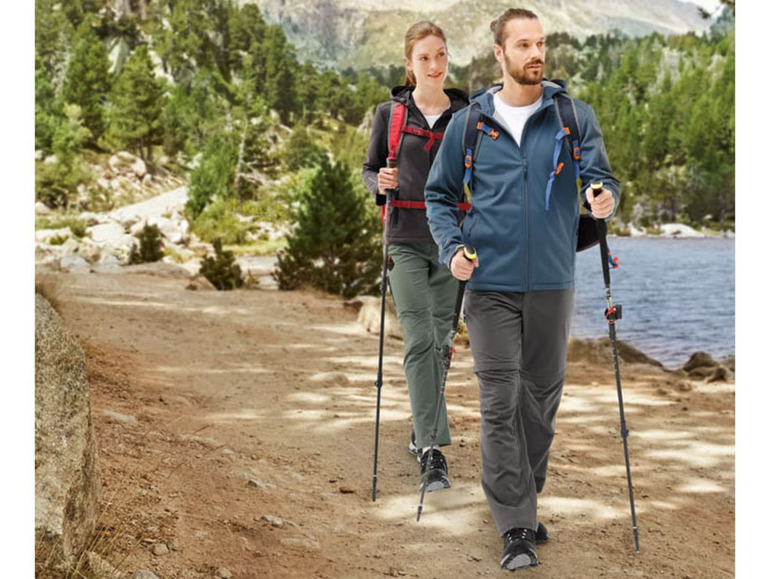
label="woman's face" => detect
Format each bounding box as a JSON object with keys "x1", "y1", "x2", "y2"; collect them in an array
[{"x1": 405, "y1": 34, "x2": 448, "y2": 88}]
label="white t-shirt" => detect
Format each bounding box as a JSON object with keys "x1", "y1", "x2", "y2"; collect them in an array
[
  {"x1": 493, "y1": 93, "x2": 541, "y2": 146},
  {"x1": 424, "y1": 113, "x2": 442, "y2": 128}
]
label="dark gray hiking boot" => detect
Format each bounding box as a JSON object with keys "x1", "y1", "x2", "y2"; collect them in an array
[
  {"x1": 419, "y1": 448, "x2": 450, "y2": 492},
  {"x1": 536, "y1": 522, "x2": 549, "y2": 544},
  {"x1": 408, "y1": 431, "x2": 420, "y2": 462},
  {"x1": 500, "y1": 527, "x2": 539, "y2": 571}
]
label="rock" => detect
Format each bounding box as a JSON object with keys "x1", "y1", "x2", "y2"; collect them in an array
[
  {"x1": 130, "y1": 571, "x2": 160, "y2": 579},
  {"x1": 683, "y1": 352, "x2": 719, "y2": 372},
  {"x1": 60, "y1": 254, "x2": 92, "y2": 272},
  {"x1": 35, "y1": 227, "x2": 72, "y2": 244},
  {"x1": 36, "y1": 201, "x2": 53, "y2": 215},
  {"x1": 686, "y1": 366, "x2": 716, "y2": 379},
  {"x1": 151, "y1": 542, "x2": 170, "y2": 556},
  {"x1": 124, "y1": 261, "x2": 192, "y2": 278},
  {"x1": 675, "y1": 379, "x2": 693, "y2": 392},
  {"x1": 35, "y1": 294, "x2": 101, "y2": 571},
  {"x1": 659, "y1": 223, "x2": 705, "y2": 238},
  {"x1": 132, "y1": 157, "x2": 147, "y2": 179},
  {"x1": 568, "y1": 338, "x2": 663, "y2": 367},
  {"x1": 86, "y1": 551, "x2": 121, "y2": 578},
  {"x1": 140, "y1": 215, "x2": 189, "y2": 245},
  {"x1": 77, "y1": 211, "x2": 103, "y2": 226},
  {"x1": 262, "y1": 515, "x2": 285, "y2": 527},
  {"x1": 103, "y1": 410, "x2": 137, "y2": 423},
  {"x1": 352, "y1": 295, "x2": 402, "y2": 339},
  {"x1": 59, "y1": 236, "x2": 82, "y2": 255},
  {"x1": 706, "y1": 366, "x2": 731, "y2": 383},
  {"x1": 88, "y1": 222, "x2": 128, "y2": 244},
  {"x1": 110, "y1": 207, "x2": 142, "y2": 229},
  {"x1": 279, "y1": 536, "x2": 320, "y2": 551},
  {"x1": 186, "y1": 275, "x2": 217, "y2": 291},
  {"x1": 215, "y1": 568, "x2": 233, "y2": 579},
  {"x1": 109, "y1": 151, "x2": 139, "y2": 173}
]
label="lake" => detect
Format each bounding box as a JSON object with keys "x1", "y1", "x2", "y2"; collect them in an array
[{"x1": 572, "y1": 236, "x2": 735, "y2": 369}]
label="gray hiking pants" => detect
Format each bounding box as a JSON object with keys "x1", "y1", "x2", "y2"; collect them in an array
[
  {"x1": 463, "y1": 289, "x2": 574, "y2": 535},
  {"x1": 389, "y1": 243, "x2": 460, "y2": 449}
]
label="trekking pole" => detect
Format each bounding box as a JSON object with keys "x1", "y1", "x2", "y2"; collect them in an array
[
  {"x1": 372, "y1": 158, "x2": 396, "y2": 502},
  {"x1": 590, "y1": 182, "x2": 640, "y2": 553},
  {"x1": 416, "y1": 244, "x2": 477, "y2": 522}
]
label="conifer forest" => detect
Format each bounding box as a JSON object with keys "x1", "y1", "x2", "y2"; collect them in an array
[{"x1": 35, "y1": 0, "x2": 735, "y2": 295}]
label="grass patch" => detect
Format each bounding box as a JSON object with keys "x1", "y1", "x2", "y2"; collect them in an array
[
  {"x1": 223, "y1": 238, "x2": 287, "y2": 257},
  {"x1": 35, "y1": 215, "x2": 90, "y2": 239}
]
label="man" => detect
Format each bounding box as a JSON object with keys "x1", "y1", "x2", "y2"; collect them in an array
[{"x1": 424, "y1": 8, "x2": 619, "y2": 572}]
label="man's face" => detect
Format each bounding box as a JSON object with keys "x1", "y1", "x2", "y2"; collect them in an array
[{"x1": 494, "y1": 18, "x2": 545, "y2": 86}]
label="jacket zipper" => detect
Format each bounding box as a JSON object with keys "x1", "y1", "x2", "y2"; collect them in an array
[{"x1": 479, "y1": 110, "x2": 531, "y2": 290}]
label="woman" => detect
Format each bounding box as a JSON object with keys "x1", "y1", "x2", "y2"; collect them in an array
[{"x1": 362, "y1": 21, "x2": 468, "y2": 492}]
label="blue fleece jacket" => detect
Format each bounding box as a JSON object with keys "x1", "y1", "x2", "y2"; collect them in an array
[{"x1": 425, "y1": 81, "x2": 620, "y2": 292}]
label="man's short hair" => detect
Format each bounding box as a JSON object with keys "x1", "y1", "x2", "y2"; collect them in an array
[{"x1": 489, "y1": 8, "x2": 539, "y2": 46}]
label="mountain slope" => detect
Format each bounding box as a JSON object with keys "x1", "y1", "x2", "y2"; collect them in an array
[{"x1": 242, "y1": 0, "x2": 710, "y2": 69}]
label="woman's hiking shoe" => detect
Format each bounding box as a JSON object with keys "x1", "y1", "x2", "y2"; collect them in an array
[
  {"x1": 536, "y1": 522, "x2": 549, "y2": 544},
  {"x1": 419, "y1": 448, "x2": 450, "y2": 492},
  {"x1": 409, "y1": 431, "x2": 420, "y2": 462},
  {"x1": 500, "y1": 527, "x2": 539, "y2": 571}
]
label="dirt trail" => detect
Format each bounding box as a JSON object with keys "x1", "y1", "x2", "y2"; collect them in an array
[{"x1": 40, "y1": 269, "x2": 734, "y2": 578}]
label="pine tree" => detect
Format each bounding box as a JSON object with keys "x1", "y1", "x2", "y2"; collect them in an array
[
  {"x1": 36, "y1": 0, "x2": 73, "y2": 77},
  {"x1": 274, "y1": 156, "x2": 381, "y2": 298},
  {"x1": 263, "y1": 25, "x2": 297, "y2": 125},
  {"x1": 186, "y1": 132, "x2": 239, "y2": 217},
  {"x1": 35, "y1": 52, "x2": 61, "y2": 153},
  {"x1": 106, "y1": 44, "x2": 166, "y2": 160},
  {"x1": 60, "y1": 19, "x2": 112, "y2": 144}
]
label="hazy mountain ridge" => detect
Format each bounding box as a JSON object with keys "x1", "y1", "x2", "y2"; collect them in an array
[{"x1": 241, "y1": 0, "x2": 711, "y2": 69}]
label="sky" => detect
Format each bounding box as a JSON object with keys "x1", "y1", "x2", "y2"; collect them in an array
[{"x1": 678, "y1": 0, "x2": 722, "y2": 12}]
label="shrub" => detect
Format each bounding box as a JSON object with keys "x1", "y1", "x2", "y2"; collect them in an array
[
  {"x1": 273, "y1": 156, "x2": 381, "y2": 298},
  {"x1": 199, "y1": 238, "x2": 244, "y2": 290},
  {"x1": 130, "y1": 223, "x2": 164, "y2": 264},
  {"x1": 191, "y1": 199, "x2": 251, "y2": 245}
]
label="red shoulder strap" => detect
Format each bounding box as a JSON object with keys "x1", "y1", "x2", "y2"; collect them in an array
[{"x1": 387, "y1": 101, "x2": 407, "y2": 162}]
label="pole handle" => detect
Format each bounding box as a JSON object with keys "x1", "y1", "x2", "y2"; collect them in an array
[{"x1": 591, "y1": 182, "x2": 612, "y2": 287}]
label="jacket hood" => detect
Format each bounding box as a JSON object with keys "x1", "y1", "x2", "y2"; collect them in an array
[
  {"x1": 390, "y1": 85, "x2": 469, "y2": 108},
  {"x1": 471, "y1": 79, "x2": 567, "y2": 114}
]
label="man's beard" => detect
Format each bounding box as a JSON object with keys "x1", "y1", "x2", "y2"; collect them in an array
[{"x1": 503, "y1": 53, "x2": 543, "y2": 86}]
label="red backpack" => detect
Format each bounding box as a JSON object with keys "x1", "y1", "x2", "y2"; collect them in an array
[{"x1": 380, "y1": 101, "x2": 471, "y2": 224}]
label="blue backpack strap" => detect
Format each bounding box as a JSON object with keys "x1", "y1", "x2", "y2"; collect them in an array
[
  {"x1": 546, "y1": 90, "x2": 582, "y2": 211},
  {"x1": 461, "y1": 102, "x2": 501, "y2": 205},
  {"x1": 461, "y1": 102, "x2": 481, "y2": 204},
  {"x1": 554, "y1": 91, "x2": 582, "y2": 181}
]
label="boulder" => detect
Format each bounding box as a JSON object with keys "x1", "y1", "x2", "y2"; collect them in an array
[
  {"x1": 35, "y1": 227, "x2": 72, "y2": 244},
  {"x1": 35, "y1": 294, "x2": 101, "y2": 571},
  {"x1": 35, "y1": 201, "x2": 53, "y2": 215},
  {"x1": 88, "y1": 222, "x2": 128, "y2": 245},
  {"x1": 658, "y1": 223, "x2": 705, "y2": 238},
  {"x1": 347, "y1": 296, "x2": 402, "y2": 340},
  {"x1": 186, "y1": 274, "x2": 217, "y2": 291},
  {"x1": 59, "y1": 254, "x2": 92, "y2": 273},
  {"x1": 131, "y1": 157, "x2": 147, "y2": 179},
  {"x1": 683, "y1": 351, "x2": 719, "y2": 372},
  {"x1": 567, "y1": 337, "x2": 663, "y2": 367}
]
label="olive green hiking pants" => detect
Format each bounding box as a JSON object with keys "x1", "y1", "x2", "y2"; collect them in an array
[{"x1": 388, "y1": 243, "x2": 460, "y2": 450}]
